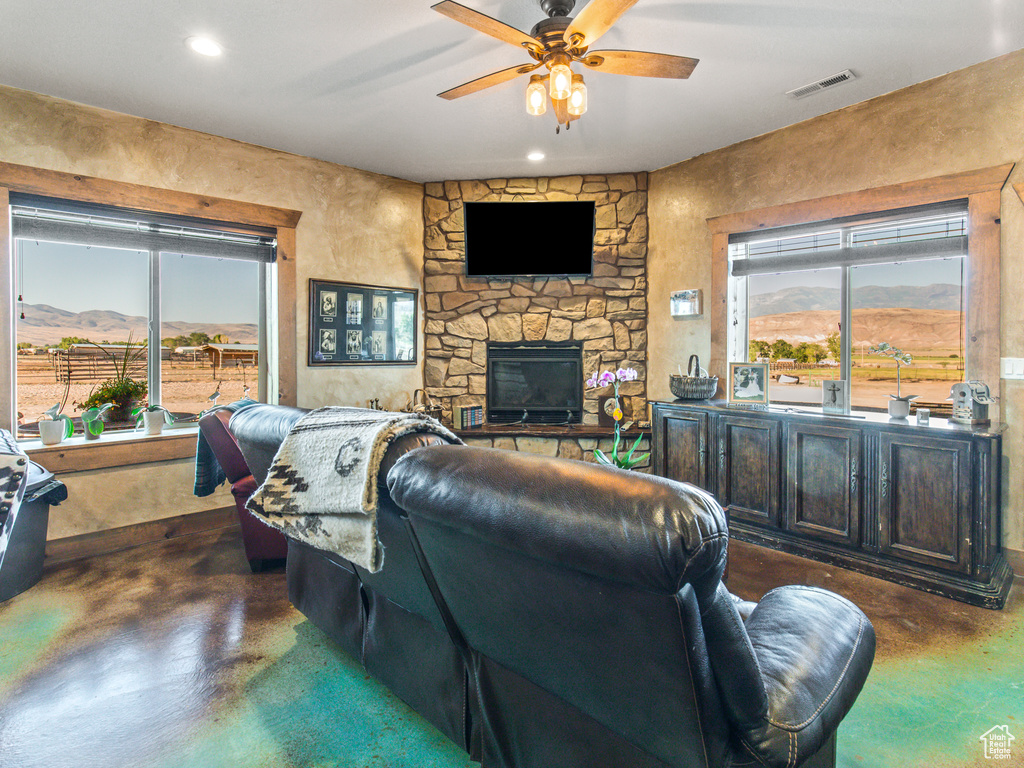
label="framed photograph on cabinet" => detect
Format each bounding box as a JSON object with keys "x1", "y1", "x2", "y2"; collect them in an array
[
  {"x1": 728, "y1": 362, "x2": 769, "y2": 407},
  {"x1": 308, "y1": 279, "x2": 417, "y2": 365}
]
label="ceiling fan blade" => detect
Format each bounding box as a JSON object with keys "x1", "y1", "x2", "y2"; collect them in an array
[
  {"x1": 433, "y1": 1, "x2": 541, "y2": 52},
  {"x1": 564, "y1": 0, "x2": 640, "y2": 48},
  {"x1": 438, "y1": 62, "x2": 541, "y2": 100},
  {"x1": 581, "y1": 49, "x2": 699, "y2": 78}
]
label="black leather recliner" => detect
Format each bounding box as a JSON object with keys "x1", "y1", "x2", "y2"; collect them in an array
[
  {"x1": 389, "y1": 445, "x2": 875, "y2": 768},
  {"x1": 229, "y1": 405, "x2": 874, "y2": 768}
]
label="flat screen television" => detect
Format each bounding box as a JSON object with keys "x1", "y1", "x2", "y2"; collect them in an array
[{"x1": 464, "y1": 201, "x2": 595, "y2": 278}]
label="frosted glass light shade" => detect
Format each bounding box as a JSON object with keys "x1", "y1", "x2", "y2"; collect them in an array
[
  {"x1": 549, "y1": 62, "x2": 572, "y2": 100},
  {"x1": 526, "y1": 75, "x2": 547, "y2": 116},
  {"x1": 568, "y1": 74, "x2": 587, "y2": 116}
]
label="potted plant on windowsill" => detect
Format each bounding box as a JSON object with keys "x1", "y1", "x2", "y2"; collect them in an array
[
  {"x1": 870, "y1": 342, "x2": 916, "y2": 418},
  {"x1": 81, "y1": 403, "x2": 114, "y2": 440},
  {"x1": 38, "y1": 402, "x2": 74, "y2": 446},
  {"x1": 133, "y1": 404, "x2": 175, "y2": 436},
  {"x1": 77, "y1": 332, "x2": 148, "y2": 423}
]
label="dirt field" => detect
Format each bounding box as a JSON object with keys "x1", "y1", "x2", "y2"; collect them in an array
[{"x1": 16, "y1": 355, "x2": 254, "y2": 431}]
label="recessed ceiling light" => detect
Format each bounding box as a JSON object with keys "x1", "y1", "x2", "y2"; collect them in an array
[
  {"x1": 527, "y1": 151, "x2": 545, "y2": 161},
  {"x1": 186, "y1": 36, "x2": 223, "y2": 57}
]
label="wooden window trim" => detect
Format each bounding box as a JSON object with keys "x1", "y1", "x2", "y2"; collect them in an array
[
  {"x1": 707, "y1": 164, "x2": 1013, "y2": 402},
  {"x1": 0, "y1": 161, "x2": 302, "y2": 469}
]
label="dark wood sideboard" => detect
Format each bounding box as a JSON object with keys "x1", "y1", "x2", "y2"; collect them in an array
[{"x1": 651, "y1": 401, "x2": 1014, "y2": 608}]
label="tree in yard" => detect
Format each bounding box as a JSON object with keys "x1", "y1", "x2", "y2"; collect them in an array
[
  {"x1": 749, "y1": 339, "x2": 771, "y2": 362},
  {"x1": 794, "y1": 342, "x2": 828, "y2": 364},
  {"x1": 826, "y1": 332, "x2": 841, "y2": 362},
  {"x1": 770, "y1": 338, "x2": 795, "y2": 360},
  {"x1": 58, "y1": 336, "x2": 91, "y2": 349}
]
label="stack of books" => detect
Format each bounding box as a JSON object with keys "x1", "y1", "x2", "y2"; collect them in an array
[{"x1": 454, "y1": 405, "x2": 484, "y2": 429}]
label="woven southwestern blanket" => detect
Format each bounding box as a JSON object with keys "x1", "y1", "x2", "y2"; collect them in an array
[{"x1": 245, "y1": 407, "x2": 460, "y2": 572}]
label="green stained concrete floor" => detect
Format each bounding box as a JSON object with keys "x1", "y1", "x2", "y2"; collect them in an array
[
  {"x1": 727, "y1": 542, "x2": 1023, "y2": 768},
  {"x1": 0, "y1": 527, "x2": 1019, "y2": 768}
]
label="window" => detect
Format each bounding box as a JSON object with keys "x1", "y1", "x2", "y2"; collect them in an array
[
  {"x1": 728, "y1": 202, "x2": 967, "y2": 410},
  {"x1": 12, "y1": 195, "x2": 274, "y2": 436}
]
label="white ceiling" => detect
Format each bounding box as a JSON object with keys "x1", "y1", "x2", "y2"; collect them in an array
[{"x1": 1, "y1": 1, "x2": 1022, "y2": 182}]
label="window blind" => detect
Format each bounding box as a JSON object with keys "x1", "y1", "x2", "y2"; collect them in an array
[
  {"x1": 729, "y1": 200, "x2": 967, "y2": 277},
  {"x1": 10, "y1": 194, "x2": 276, "y2": 263}
]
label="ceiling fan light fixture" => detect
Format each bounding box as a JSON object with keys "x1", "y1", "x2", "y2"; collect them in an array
[
  {"x1": 549, "y1": 56, "x2": 572, "y2": 100},
  {"x1": 526, "y1": 75, "x2": 548, "y2": 116},
  {"x1": 567, "y1": 73, "x2": 587, "y2": 116}
]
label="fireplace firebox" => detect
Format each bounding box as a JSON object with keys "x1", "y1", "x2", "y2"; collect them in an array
[{"x1": 486, "y1": 342, "x2": 583, "y2": 424}]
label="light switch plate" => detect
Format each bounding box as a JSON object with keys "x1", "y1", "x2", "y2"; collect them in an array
[{"x1": 1000, "y1": 358, "x2": 1024, "y2": 379}]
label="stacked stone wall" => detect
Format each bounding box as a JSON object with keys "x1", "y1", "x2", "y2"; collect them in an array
[{"x1": 421, "y1": 172, "x2": 649, "y2": 432}]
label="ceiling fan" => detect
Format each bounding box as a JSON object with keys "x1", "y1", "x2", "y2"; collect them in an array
[{"x1": 434, "y1": 0, "x2": 698, "y2": 131}]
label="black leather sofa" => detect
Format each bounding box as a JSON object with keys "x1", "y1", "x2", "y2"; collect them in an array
[{"x1": 229, "y1": 404, "x2": 875, "y2": 768}]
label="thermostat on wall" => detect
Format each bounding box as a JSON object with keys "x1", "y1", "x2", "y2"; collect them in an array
[{"x1": 670, "y1": 289, "x2": 702, "y2": 317}]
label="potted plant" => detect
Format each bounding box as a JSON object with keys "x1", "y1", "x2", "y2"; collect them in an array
[
  {"x1": 133, "y1": 404, "x2": 175, "y2": 436},
  {"x1": 81, "y1": 403, "x2": 114, "y2": 440},
  {"x1": 870, "y1": 342, "x2": 916, "y2": 418},
  {"x1": 38, "y1": 402, "x2": 74, "y2": 445},
  {"x1": 585, "y1": 367, "x2": 649, "y2": 470},
  {"x1": 78, "y1": 332, "x2": 148, "y2": 423}
]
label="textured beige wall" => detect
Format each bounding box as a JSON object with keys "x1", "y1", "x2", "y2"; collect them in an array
[
  {"x1": 648, "y1": 50, "x2": 1024, "y2": 555},
  {"x1": 46, "y1": 459, "x2": 234, "y2": 539},
  {"x1": 0, "y1": 84, "x2": 425, "y2": 537}
]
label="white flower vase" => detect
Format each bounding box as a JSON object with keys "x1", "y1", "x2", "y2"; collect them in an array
[
  {"x1": 888, "y1": 397, "x2": 913, "y2": 419},
  {"x1": 38, "y1": 419, "x2": 66, "y2": 445},
  {"x1": 142, "y1": 410, "x2": 165, "y2": 436}
]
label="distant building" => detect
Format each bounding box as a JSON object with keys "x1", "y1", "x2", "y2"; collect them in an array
[{"x1": 202, "y1": 343, "x2": 258, "y2": 374}]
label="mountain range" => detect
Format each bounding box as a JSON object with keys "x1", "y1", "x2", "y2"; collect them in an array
[
  {"x1": 749, "y1": 307, "x2": 963, "y2": 352},
  {"x1": 749, "y1": 283, "x2": 961, "y2": 317},
  {"x1": 17, "y1": 303, "x2": 258, "y2": 346}
]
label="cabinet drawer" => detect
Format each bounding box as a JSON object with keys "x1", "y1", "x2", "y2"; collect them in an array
[
  {"x1": 878, "y1": 432, "x2": 971, "y2": 574},
  {"x1": 653, "y1": 408, "x2": 709, "y2": 490},
  {"x1": 787, "y1": 424, "x2": 861, "y2": 546},
  {"x1": 716, "y1": 414, "x2": 781, "y2": 527}
]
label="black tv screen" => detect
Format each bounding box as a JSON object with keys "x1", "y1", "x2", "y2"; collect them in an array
[{"x1": 464, "y1": 201, "x2": 595, "y2": 278}]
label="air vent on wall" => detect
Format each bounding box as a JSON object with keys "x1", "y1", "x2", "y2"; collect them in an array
[{"x1": 786, "y1": 69, "x2": 856, "y2": 99}]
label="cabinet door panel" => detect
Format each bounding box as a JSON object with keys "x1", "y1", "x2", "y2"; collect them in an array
[
  {"x1": 657, "y1": 411, "x2": 708, "y2": 490},
  {"x1": 717, "y1": 415, "x2": 781, "y2": 526},
  {"x1": 787, "y1": 425, "x2": 861, "y2": 546},
  {"x1": 879, "y1": 433, "x2": 971, "y2": 573}
]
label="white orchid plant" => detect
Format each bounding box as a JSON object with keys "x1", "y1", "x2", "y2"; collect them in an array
[
  {"x1": 585, "y1": 367, "x2": 649, "y2": 470},
  {"x1": 869, "y1": 342, "x2": 915, "y2": 400}
]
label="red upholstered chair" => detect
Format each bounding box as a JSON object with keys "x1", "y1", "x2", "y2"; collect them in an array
[{"x1": 198, "y1": 409, "x2": 287, "y2": 572}]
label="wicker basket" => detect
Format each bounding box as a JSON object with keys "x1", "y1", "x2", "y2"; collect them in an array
[{"x1": 670, "y1": 374, "x2": 719, "y2": 400}]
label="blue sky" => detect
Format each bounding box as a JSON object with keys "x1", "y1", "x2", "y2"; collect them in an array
[{"x1": 16, "y1": 240, "x2": 259, "y2": 324}]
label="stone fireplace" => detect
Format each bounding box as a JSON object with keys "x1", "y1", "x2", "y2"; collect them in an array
[{"x1": 421, "y1": 172, "x2": 649, "y2": 429}]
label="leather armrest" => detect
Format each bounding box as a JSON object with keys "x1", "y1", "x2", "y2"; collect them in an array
[
  {"x1": 736, "y1": 585, "x2": 876, "y2": 768},
  {"x1": 198, "y1": 410, "x2": 250, "y2": 484}
]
